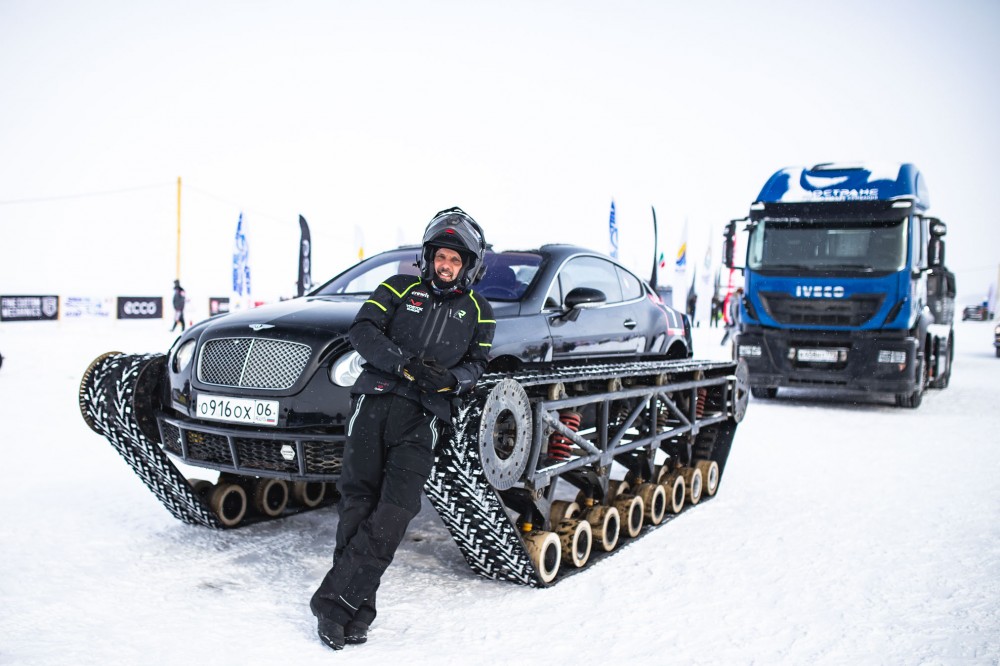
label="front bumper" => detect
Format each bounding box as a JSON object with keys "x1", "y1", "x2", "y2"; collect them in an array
[
  {"x1": 157, "y1": 413, "x2": 345, "y2": 482},
  {"x1": 735, "y1": 326, "x2": 920, "y2": 393}
]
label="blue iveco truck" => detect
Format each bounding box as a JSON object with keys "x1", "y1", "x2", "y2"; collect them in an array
[{"x1": 723, "y1": 162, "x2": 955, "y2": 408}]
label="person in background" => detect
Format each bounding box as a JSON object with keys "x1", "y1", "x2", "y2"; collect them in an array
[
  {"x1": 310, "y1": 207, "x2": 495, "y2": 650},
  {"x1": 721, "y1": 287, "x2": 744, "y2": 349},
  {"x1": 170, "y1": 280, "x2": 186, "y2": 332}
]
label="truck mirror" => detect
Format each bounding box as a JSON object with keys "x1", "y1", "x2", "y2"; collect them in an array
[
  {"x1": 723, "y1": 221, "x2": 736, "y2": 268},
  {"x1": 928, "y1": 238, "x2": 945, "y2": 267},
  {"x1": 927, "y1": 217, "x2": 947, "y2": 238}
]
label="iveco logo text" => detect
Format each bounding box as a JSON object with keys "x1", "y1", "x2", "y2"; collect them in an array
[
  {"x1": 123, "y1": 301, "x2": 158, "y2": 315},
  {"x1": 795, "y1": 285, "x2": 845, "y2": 298}
]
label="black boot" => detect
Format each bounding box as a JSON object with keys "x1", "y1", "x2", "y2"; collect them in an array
[
  {"x1": 345, "y1": 620, "x2": 369, "y2": 645},
  {"x1": 317, "y1": 618, "x2": 346, "y2": 650}
]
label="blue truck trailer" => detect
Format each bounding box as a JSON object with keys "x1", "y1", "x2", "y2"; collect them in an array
[{"x1": 723, "y1": 162, "x2": 955, "y2": 408}]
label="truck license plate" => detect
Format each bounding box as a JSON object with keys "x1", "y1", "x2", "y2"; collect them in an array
[
  {"x1": 797, "y1": 348, "x2": 840, "y2": 363},
  {"x1": 195, "y1": 394, "x2": 279, "y2": 426}
]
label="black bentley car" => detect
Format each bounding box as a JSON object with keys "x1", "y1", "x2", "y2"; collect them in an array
[{"x1": 158, "y1": 244, "x2": 691, "y2": 480}]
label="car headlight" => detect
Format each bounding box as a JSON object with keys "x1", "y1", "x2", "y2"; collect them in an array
[
  {"x1": 172, "y1": 340, "x2": 196, "y2": 373},
  {"x1": 330, "y1": 351, "x2": 364, "y2": 387}
]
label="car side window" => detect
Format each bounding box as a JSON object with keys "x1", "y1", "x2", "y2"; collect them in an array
[
  {"x1": 616, "y1": 266, "x2": 644, "y2": 301},
  {"x1": 553, "y1": 256, "x2": 624, "y2": 305}
]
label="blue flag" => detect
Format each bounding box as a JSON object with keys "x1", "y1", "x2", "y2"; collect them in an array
[
  {"x1": 608, "y1": 199, "x2": 618, "y2": 259},
  {"x1": 232, "y1": 212, "x2": 251, "y2": 308}
]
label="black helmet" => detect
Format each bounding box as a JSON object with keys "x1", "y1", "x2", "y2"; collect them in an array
[{"x1": 419, "y1": 207, "x2": 487, "y2": 288}]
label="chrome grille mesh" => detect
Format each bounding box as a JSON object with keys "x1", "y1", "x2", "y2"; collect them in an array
[{"x1": 198, "y1": 338, "x2": 312, "y2": 389}]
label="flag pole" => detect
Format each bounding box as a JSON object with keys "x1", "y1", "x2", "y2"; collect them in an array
[{"x1": 176, "y1": 176, "x2": 182, "y2": 280}]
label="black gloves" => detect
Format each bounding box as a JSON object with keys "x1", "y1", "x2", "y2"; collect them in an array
[{"x1": 402, "y1": 359, "x2": 456, "y2": 393}]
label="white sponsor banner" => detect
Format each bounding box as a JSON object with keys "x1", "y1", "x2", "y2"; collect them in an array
[{"x1": 64, "y1": 296, "x2": 115, "y2": 319}]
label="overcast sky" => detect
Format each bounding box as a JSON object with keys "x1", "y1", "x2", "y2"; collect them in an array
[{"x1": 2, "y1": 0, "x2": 999, "y2": 306}]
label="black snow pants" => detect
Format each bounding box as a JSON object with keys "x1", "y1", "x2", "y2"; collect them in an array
[{"x1": 311, "y1": 393, "x2": 439, "y2": 627}]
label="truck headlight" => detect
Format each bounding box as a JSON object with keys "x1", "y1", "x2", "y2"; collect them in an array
[
  {"x1": 330, "y1": 351, "x2": 364, "y2": 387},
  {"x1": 172, "y1": 340, "x2": 196, "y2": 373},
  {"x1": 877, "y1": 350, "x2": 907, "y2": 364}
]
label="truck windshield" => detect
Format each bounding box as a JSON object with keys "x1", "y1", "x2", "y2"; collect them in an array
[{"x1": 747, "y1": 217, "x2": 907, "y2": 273}]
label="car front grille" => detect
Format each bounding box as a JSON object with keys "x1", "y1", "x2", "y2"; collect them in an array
[
  {"x1": 198, "y1": 337, "x2": 312, "y2": 389},
  {"x1": 759, "y1": 292, "x2": 884, "y2": 327}
]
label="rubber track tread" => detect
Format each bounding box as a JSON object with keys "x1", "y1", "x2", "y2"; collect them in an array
[
  {"x1": 424, "y1": 399, "x2": 539, "y2": 586},
  {"x1": 81, "y1": 353, "x2": 221, "y2": 528},
  {"x1": 423, "y1": 358, "x2": 738, "y2": 587}
]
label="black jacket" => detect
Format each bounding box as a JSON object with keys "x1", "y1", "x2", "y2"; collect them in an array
[{"x1": 348, "y1": 274, "x2": 496, "y2": 422}]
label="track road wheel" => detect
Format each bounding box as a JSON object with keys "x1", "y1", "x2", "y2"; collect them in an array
[
  {"x1": 636, "y1": 482, "x2": 667, "y2": 525},
  {"x1": 586, "y1": 505, "x2": 620, "y2": 552},
  {"x1": 78, "y1": 351, "x2": 123, "y2": 433},
  {"x1": 556, "y1": 519, "x2": 592, "y2": 568},
  {"x1": 550, "y1": 500, "x2": 580, "y2": 525},
  {"x1": 252, "y1": 478, "x2": 289, "y2": 517},
  {"x1": 209, "y1": 483, "x2": 247, "y2": 527},
  {"x1": 291, "y1": 481, "x2": 326, "y2": 508},
  {"x1": 524, "y1": 531, "x2": 561, "y2": 584},
  {"x1": 190, "y1": 479, "x2": 213, "y2": 496},
  {"x1": 614, "y1": 495, "x2": 645, "y2": 538},
  {"x1": 661, "y1": 472, "x2": 685, "y2": 514},
  {"x1": 682, "y1": 467, "x2": 703, "y2": 505},
  {"x1": 695, "y1": 460, "x2": 720, "y2": 497},
  {"x1": 607, "y1": 480, "x2": 630, "y2": 499}
]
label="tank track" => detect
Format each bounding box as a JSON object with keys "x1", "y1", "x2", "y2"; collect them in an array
[
  {"x1": 423, "y1": 359, "x2": 744, "y2": 587},
  {"x1": 79, "y1": 352, "x2": 221, "y2": 527},
  {"x1": 80, "y1": 352, "x2": 745, "y2": 586}
]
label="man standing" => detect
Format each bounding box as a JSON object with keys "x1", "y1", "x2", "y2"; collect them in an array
[
  {"x1": 310, "y1": 207, "x2": 495, "y2": 650},
  {"x1": 170, "y1": 280, "x2": 186, "y2": 332}
]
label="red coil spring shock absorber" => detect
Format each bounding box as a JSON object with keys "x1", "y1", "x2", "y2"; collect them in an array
[
  {"x1": 548, "y1": 410, "x2": 581, "y2": 461},
  {"x1": 695, "y1": 388, "x2": 707, "y2": 419}
]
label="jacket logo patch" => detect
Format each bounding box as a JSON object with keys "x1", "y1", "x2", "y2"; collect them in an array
[
  {"x1": 374, "y1": 382, "x2": 388, "y2": 392},
  {"x1": 454, "y1": 309, "x2": 467, "y2": 319},
  {"x1": 406, "y1": 298, "x2": 424, "y2": 314},
  {"x1": 411, "y1": 290, "x2": 429, "y2": 299}
]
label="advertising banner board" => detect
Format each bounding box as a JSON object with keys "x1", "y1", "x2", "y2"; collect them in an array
[
  {"x1": 1, "y1": 295, "x2": 60, "y2": 321},
  {"x1": 209, "y1": 297, "x2": 231, "y2": 316},
  {"x1": 64, "y1": 296, "x2": 115, "y2": 319},
  {"x1": 117, "y1": 296, "x2": 163, "y2": 320}
]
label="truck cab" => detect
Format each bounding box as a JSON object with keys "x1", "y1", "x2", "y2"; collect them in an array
[{"x1": 723, "y1": 163, "x2": 954, "y2": 408}]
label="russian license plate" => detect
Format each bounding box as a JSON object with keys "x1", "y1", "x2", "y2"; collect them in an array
[
  {"x1": 196, "y1": 394, "x2": 279, "y2": 426},
  {"x1": 797, "y1": 348, "x2": 840, "y2": 363}
]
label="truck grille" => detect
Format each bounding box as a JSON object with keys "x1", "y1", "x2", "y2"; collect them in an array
[
  {"x1": 198, "y1": 338, "x2": 312, "y2": 389},
  {"x1": 759, "y1": 292, "x2": 884, "y2": 327}
]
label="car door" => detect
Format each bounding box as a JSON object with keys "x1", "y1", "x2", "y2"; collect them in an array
[{"x1": 544, "y1": 255, "x2": 647, "y2": 359}]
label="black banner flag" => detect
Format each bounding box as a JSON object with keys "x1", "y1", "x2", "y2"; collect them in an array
[{"x1": 297, "y1": 214, "x2": 312, "y2": 297}]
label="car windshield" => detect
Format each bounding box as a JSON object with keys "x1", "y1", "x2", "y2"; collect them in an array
[
  {"x1": 747, "y1": 217, "x2": 908, "y2": 273},
  {"x1": 313, "y1": 249, "x2": 542, "y2": 301}
]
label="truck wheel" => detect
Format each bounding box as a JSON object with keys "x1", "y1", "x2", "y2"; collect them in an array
[
  {"x1": 751, "y1": 386, "x2": 777, "y2": 399},
  {"x1": 556, "y1": 519, "x2": 592, "y2": 568},
  {"x1": 896, "y1": 355, "x2": 926, "y2": 408},
  {"x1": 524, "y1": 530, "x2": 561, "y2": 583}
]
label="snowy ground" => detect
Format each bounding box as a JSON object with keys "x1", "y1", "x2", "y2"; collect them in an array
[{"x1": 0, "y1": 319, "x2": 998, "y2": 665}]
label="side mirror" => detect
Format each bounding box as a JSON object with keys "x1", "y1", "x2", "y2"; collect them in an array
[
  {"x1": 723, "y1": 220, "x2": 736, "y2": 269},
  {"x1": 564, "y1": 287, "x2": 606, "y2": 310},
  {"x1": 926, "y1": 217, "x2": 947, "y2": 267}
]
